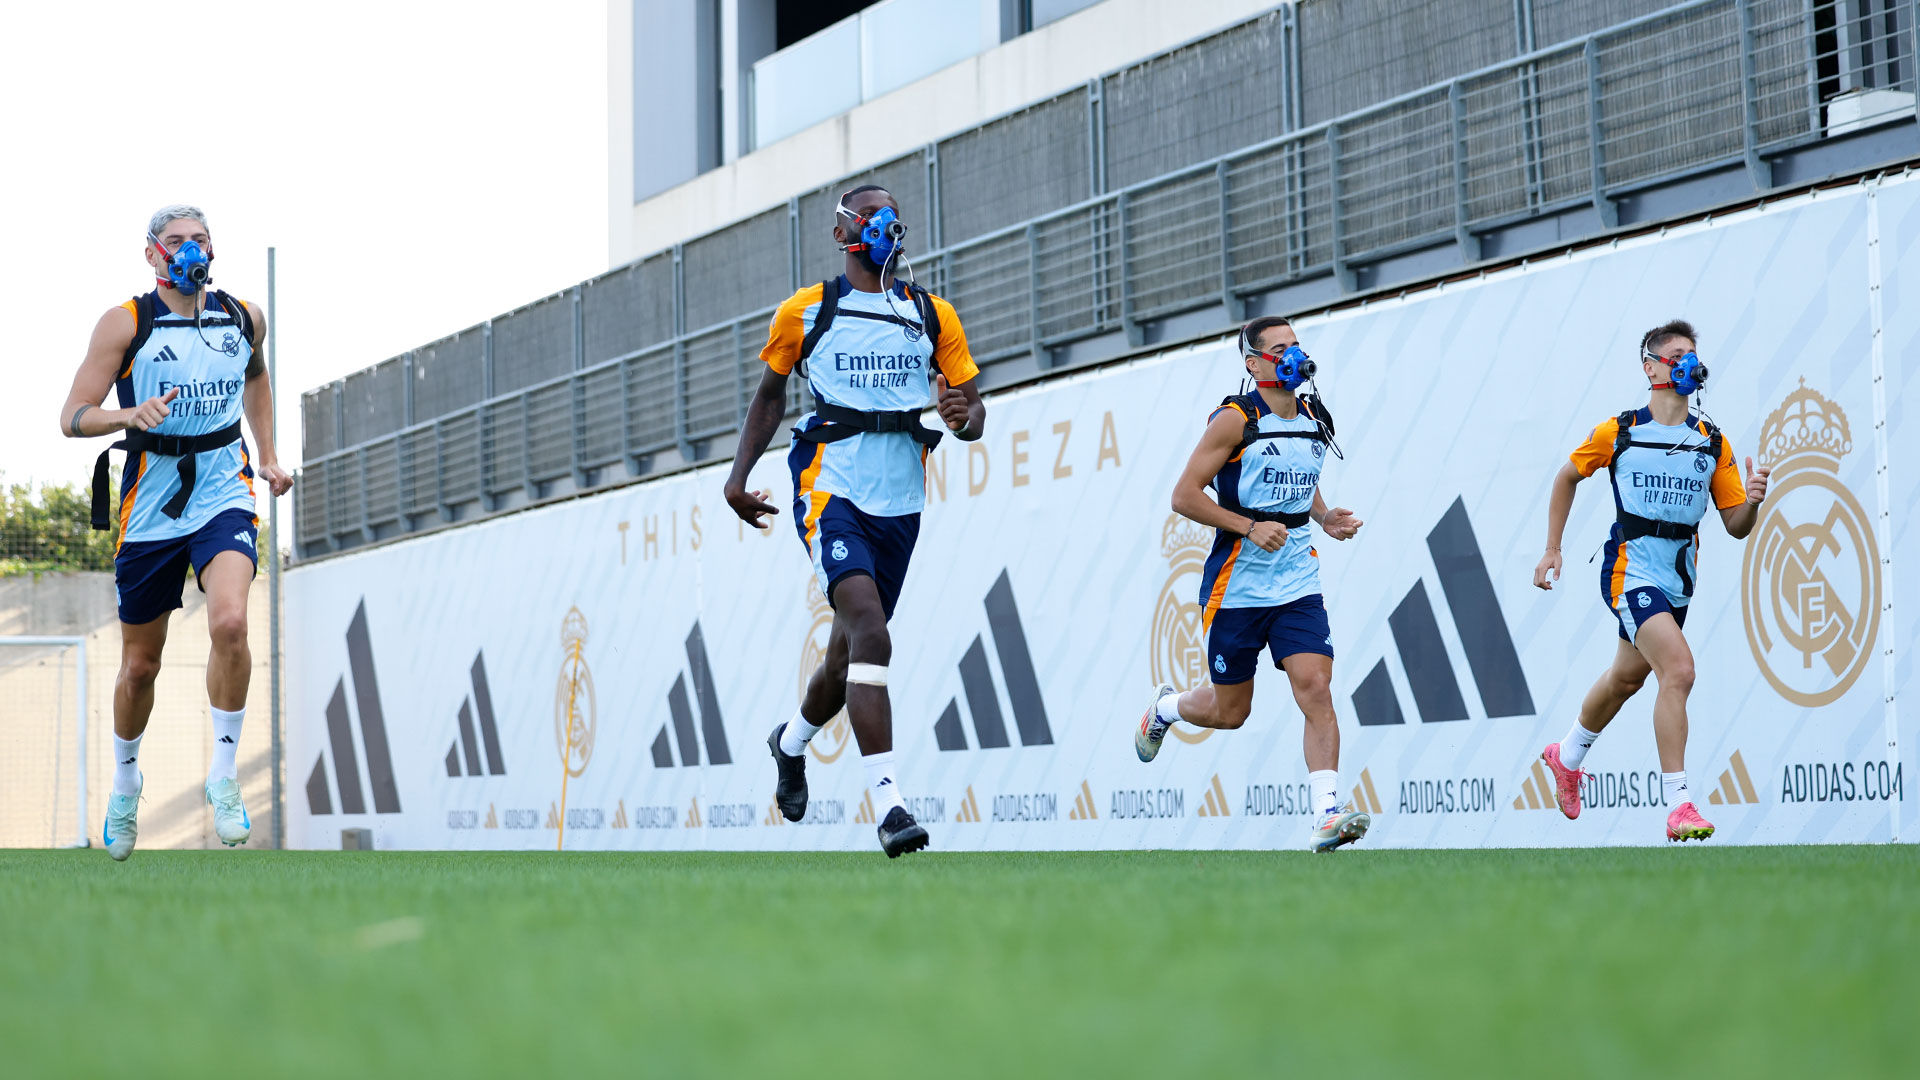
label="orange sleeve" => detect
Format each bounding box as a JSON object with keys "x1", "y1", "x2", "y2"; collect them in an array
[
  {"x1": 1569, "y1": 416, "x2": 1619, "y2": 477},
  {"x1": 759, "y1": 283, "x2": 822, "y2": 376},
  {"x1": 1709, "y1": 429, "x2": 1747, "y2": 509},
  {"x1": 926, "y1": 294, "x2": 979, "y2": 386}
]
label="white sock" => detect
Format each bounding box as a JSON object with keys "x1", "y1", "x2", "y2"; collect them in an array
[
  {"x1": 863, "y1": 750, "x2": 906, "y2": 816},
  {"x1": 1662, "y1": 771, "x2": 1690, "y2": 808},
  {"x1": 1154, "y1": 691, "x2": 1184, "y2": 726},
  {"x1": 112, "y1": 734, "x2": 143, "y2": 796},
  {"x1": 208, "y1": 705, "x2": 244, "y2": 785},
  {"x1": 1560, "y1": 723, "x2": 1602, "y2": 769},
  {"x1": 779, "y1": 710, "x2": 822, "y2": 757},
  {"x1": 1308, "y1": 769, "x2": 1340, "y2": 817}
]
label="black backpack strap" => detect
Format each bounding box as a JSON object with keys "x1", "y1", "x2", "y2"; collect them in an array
[
  {"x1": 907, "y1": 283, "x2": 942, "y2": 360},
  {"x1": 1218, "y1": 394, "x2": 1262, "y2": 457},
  {"x1": 214, "y1": 289, "x2": 254, "y2": 344},
  {"x1": 797, "y1": 277, "x2": 840, "y2": 363},
  {"x1": 1299, "y1": 393, "x2": 1335, "y2": 439},
  {"x1": 122, "y1": 293, "x2": 155, "y2": 374},
  {"x1": 1610, "y1": 409, "x2": 1636, "y2": 469}
]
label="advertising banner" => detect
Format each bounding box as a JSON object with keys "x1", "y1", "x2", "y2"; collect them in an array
[{"x1": 286, "y1": 174, "x2": 1915, "y2": 850}]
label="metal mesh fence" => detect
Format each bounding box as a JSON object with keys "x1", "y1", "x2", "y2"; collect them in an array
[
  {"x1": 412, "y1": 327, "x2": 487, "y2": 420},
  {"x1": 578, "y1": 364, "x2": 625, "y2": 470},
  {"x1": 438, "y1": 411, "x2": 482, "y2": 507},
  {"x1": 684, "y1": 207, "x2": 792, "y2": 331},
  {"x1": 939, "y1": 90, "x2": 1093, "y2": 246},
  {"x1": 1300, "y1": 0, "x2": 1519, "y2": 124},
  {"x1": 1531, "y1": 0, "x2": 1676, "y2": 44},
  {"x1": 582, "y1": 252, "x2": 675, "y2": 366},
  {"x1": 340, "y1": 357, "x2": 406, "y2": 447},
  {"x1": 1594, "y1": 3, "x2": 1746, "y2": 187},
  {"x1": 300, "y1": 387, "x2": 336, "y2": 459},
  {"x1": 682, "y1": 325, "x2": 744, "y2": 441},
  {"x1": 492, "y1": 293, "x2": 575, "y2": 394},
  {"x1": 402, "y1": 429, "x2": 436, "y2": 520},
  {"x1": 625, "y1": 346, "x2": 678, "y2": 456},
  {"x1": 1032, "y1": 202, "x2": 1120, "y2": 343},
  {"x1": 940, "y1": 230, "x2": 1032, "y2": 362},
  {"x1": 1102, "y1": 12, "x2": 1290, "y2": 190},
  {"x1": 1125, "y1": 171, "x2": 1224, "y2": 320},
  {"x1": 1335, "y1": 91, "x2": 1457, "y2": 257},
  {"x1": 1224, "y1": 133, "x2": 1337, "y2": 288}
]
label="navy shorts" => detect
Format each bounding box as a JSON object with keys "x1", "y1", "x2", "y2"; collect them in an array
[
  {"x1": 1610, "y1": 585, "x2": 1688, "y2": 644},
  {"x1": 1205, "y1": 594, "x2": 1334, "y2": 685},
  {"x1": 114, "y1": 507, "x2": 259, "y2": 625},
  {"x1": 797, "y1": 495, "x2": 920, "y2": 620}
]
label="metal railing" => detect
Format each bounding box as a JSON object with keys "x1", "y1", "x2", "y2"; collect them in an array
[{"x1": 297, "y1": 0, "x2": 1918, "y2": 557}]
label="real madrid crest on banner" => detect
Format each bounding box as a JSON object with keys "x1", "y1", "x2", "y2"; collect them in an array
[
  {"x1": 1150, "y1": 513, "x2": 1216, "y2": 745},
  {"x1": 555, "y1": 606, "x2": 596, "y2": 776},
  {"x1": 1741, "y1": 381, "x2": 1882, "y2": 707},
  {"x1": 797, "y1": 579, "x2": 852, "y2": 763}
]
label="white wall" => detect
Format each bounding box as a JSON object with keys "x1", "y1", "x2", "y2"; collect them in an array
[{"x1": 607, "y1": 0, "x2": 1283, "y2": 266}]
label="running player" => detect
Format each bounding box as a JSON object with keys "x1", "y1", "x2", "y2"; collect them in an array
[
  {"x1": 58, "y1": 205, "x2": 291, "y2": 860},
  {"x1": 1134, "y1": 316, "x2": 1369, "y2": 852},
  {"x1": 1531, "y1": 319, "x2": 1769, "y2": 841},
  {"x1": 721, "y1": 185, "x2": 985, "y2": 857}
]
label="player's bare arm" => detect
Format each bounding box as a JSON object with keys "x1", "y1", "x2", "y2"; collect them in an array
[
  {"x1": 1719, "y1": 455, "x2": 1770, "y2": 539},
  {"x1": 933, "y1": 373, "x2": 984, "y2": 440},
  {"x1": 59, "y1": 305, "x2": 177, "y2": 438},
  {"x1": 1533, "y1": 460, "x2": 1583, "y2": 590},
  {"x1": 722, "y1": 366, "x2": 791, "y2": 527},
  {"x1": 1310, "y1": 488, "x2": 1362, "y2": 540},
  {"x1": 240, "y1": 301, "x2": 292, "y2": 497},
  {"x1": 1170, "y1": 409, "x2": 1285, "y2": 551}
]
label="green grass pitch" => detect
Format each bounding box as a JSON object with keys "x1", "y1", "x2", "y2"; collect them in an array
[{"x1": 0, "y1": 846, "x2": 1909, "y2": 1078}]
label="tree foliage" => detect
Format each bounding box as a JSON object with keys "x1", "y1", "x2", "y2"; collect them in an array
[{"x1": 0, "y1": 476, "x2": 120, "y2": 575}]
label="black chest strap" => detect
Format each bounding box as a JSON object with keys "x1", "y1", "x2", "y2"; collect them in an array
[
  {"x1": 796, "y1": 401, "x2": 943, "y2": 450},
  {"x1": 90, "y1": 421, "x2": 245, "y2": 530}
]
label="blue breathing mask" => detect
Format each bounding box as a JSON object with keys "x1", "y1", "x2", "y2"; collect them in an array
[
  {"x1": 1255, "y1": 345, "x2": 1316, "y2": 391},
  {"x1": 842, "y1": 203, "x2": 905, "y2": 269},
  {"x1": 1649, "y1": 350, "x2": 1709, "y2": 396},
  {"x1": 154, "y1": 236, "x2": 212, "y2": 294}
]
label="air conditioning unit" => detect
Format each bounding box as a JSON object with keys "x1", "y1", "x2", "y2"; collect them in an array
[{"x1": 1825, "y1": 87, "x2": 1917, "y2": 136}]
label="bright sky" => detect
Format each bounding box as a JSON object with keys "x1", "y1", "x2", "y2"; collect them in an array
[{"x1": 0, "y1": 1, "x2": 608, "y2": 509}]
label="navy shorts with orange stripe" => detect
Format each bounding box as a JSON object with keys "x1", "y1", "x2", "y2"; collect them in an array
[
  {"x1": 1205, "y1": 594, "x2": 1333, "y2": 685},
  {"x1": 795, "y1": 496, "x2": 919, "y2": 620},
  {"x1": 113, "y1": 507, "x2": 258, "y2": 625}
]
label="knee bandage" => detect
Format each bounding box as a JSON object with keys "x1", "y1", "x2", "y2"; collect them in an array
[{"x1": 845, "y1": 663, "x2": 888, "y2": 687}]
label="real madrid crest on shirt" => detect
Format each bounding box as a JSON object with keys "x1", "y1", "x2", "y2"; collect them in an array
[{"x1": 1740, "y1": 381, "x2": 1882, "y2": 707}]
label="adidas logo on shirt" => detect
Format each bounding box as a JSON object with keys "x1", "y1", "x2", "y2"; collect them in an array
[{"x1": 155, "y1": 345, "x2": 182, "y2": 364}]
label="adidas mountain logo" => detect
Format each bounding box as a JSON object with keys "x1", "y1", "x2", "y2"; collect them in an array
[
  {"x1": 933, "y1": 569, "x2": 1053, "y2": 751},
  {"x1": 1350, "y1": 769, "x2": 1384, "y2": 815},
  {"x1": 651, "y1": 623, "x2": 732, "y2": 767},
  {"x1": 1197, "y1": 774, "x2": 1231, "y2": 818},
  {"x1": 444, "y1": 652, "x2": 506, "y2": 778},
  {"x1": 307, "y1": 600, "x2": 403, "y2": 815},
  {"x1": 1352, "y1": 498, "x2": 1534, "y2": 726},
  {"x1": 1707, "y1": 750, "x2": 1759, "y2": 806}
]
